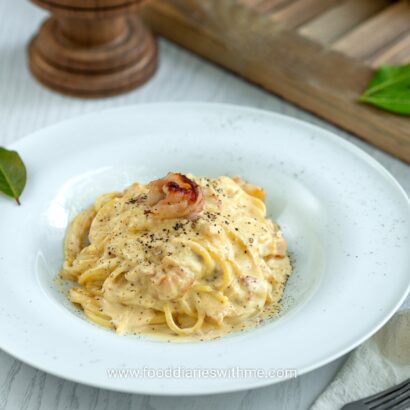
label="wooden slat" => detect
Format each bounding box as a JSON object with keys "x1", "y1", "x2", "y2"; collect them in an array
[
  {"x1": 142, "y1": 0, "x2": 410, "y2": 163},
  {"x1": 270, "y1": 0, "x2": 339, "y2": 29},
  {"x1": 369, "y1": 31, "x2": 410, "y2": 67},
  {"x1": 237, "y1": 0, "x2": 265, "y2": 9},
  {"x1": 333, "y1": 1, "x2": 410, "y2": 60},
  {"x1": 253, "y1": 0, "x2": 294, "y2": 14},
  {"x1": 299, "y1": 0, "x2": 391, "y2": 46}
]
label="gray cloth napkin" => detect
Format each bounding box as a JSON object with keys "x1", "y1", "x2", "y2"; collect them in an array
[{"x1": 312, "y1": 309, "x2": 410, "y2": 410}]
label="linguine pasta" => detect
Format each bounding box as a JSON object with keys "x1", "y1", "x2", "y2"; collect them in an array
[{"x1": 60, "y1": 173, "x2": 292, "y2": 340}]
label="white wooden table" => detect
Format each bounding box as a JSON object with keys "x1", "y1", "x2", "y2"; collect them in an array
[{"x1": 0, "y1": 2, "x2": 409, "y2": 409}]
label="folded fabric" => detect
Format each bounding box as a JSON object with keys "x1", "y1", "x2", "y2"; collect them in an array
[{"x1": 312, "y1": 309, "x2": 410, "y2": 410}]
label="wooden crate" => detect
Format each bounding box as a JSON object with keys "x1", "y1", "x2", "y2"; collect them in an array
[{"x1": 142, "y1": 0, "x2": 410, "y2": 163}]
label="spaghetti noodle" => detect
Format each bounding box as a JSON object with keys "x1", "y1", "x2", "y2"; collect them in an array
[{"x1": 60, "y1": 173, "x2": 292, "y2": 339}]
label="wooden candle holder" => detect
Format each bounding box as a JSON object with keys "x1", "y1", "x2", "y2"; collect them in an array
[{"x1": 29, "y1": 0, "x2": 158, "y2": 97}]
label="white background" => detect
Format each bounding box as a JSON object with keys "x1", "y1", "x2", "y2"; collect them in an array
[{"x1": 0, "y1": 2, "x2": 409, "y2": 409}]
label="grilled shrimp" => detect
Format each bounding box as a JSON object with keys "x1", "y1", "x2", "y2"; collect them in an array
[{"x1": 145, "y1": 173, "x2": 204, "y2": 219}]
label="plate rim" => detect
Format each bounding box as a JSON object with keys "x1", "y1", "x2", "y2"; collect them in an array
[{"x1": 1, "y1": 102, "x2": 410, "y2": 396}]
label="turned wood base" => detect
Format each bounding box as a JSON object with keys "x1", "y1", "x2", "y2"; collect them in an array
[{"x1": 28, "y1": 2, "x2": 157, "y2": 97}]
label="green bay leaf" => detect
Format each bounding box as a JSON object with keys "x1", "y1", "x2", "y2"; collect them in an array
[
  {"x1": 359, "y1": 64, "x2": 410, "y2": 115},
  {"x1": 0, "y1": 147, "x2": 27, "y2": 205}
]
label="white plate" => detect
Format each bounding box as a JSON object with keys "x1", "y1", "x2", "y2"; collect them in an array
[{"x1": 0, "y1": 103, "x2": 409, "y2": 395}]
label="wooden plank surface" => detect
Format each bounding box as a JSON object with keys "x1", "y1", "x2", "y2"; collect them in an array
[
  {"x1": 369, "y1": 31, "x2": 410, "y2": 67},
  {"x1": 142, "y1": 0, "x2": 410, "y2": 163},
  {"x1": 299, "y1": 0, "x2": 391, "y2": 45},
  {"x1": 253, "y1": 0, "x2": 294, "y2": 14},
  {"x1": 270, "y1": 0, "x2": 340, "y2": 29},
  {"x1": 332, "y1": 0, "x2": 410, "y2": 60},
  {"x1": 238, "y1": 0, "x2": 289, "y2": 13}
]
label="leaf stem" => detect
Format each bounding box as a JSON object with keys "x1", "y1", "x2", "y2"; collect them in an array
[{"x1": 15, "y1": 197, "x2": 21, "y2": 206}]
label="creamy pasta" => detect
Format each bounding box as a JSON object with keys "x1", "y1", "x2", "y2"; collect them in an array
[{"x1": 60, "y1": 173, "x2": 292, "y2": 340}]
